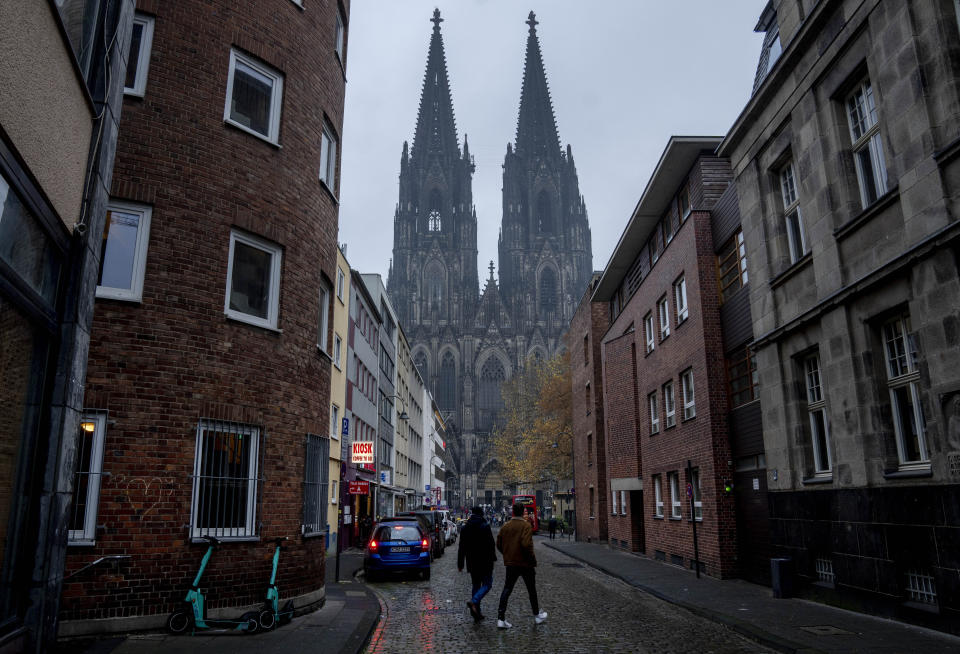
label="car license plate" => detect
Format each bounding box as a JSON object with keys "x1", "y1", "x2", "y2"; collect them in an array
[{"x1": 392, "y1": 546, "x2": 410, "y2": 553}]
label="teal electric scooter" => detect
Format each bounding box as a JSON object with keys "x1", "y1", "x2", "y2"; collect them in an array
[
  {"x1": 256, "y1": 537, "x2": 295, "y2": 630},
  {"x1": 166, "y1": 536, "x2": 260, "y2": 635}
]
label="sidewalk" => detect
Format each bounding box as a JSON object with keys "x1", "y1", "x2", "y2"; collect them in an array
[
  {"x1": 56, "y1": 549, "x2": 380, "y2": 654},
  {"x1": 541, "y1": 537, "x2": 960, "y2": 654}
]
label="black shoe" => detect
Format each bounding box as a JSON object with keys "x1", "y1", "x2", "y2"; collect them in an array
[{"x1": 467, "y1": 601, "x2": 480, "y2": 622}]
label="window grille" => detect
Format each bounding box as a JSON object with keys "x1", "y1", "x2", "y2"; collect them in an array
[
  {"x1": 69, "y1": 413, "x2": 107, "y2": 544},
  {"x1": 905, "y1": 570, "x2": 937, "y2": 605},
  {"x1": 191, "y1": 419, "x2": 263, "y2": 539},
  {"x1": 815, "y1": 558, "x2": 835, "y2": 584},
  {"x1": 303, "y1": 434, "x2": 330, "y2": 536}
]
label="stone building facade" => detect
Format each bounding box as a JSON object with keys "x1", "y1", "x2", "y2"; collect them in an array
[
  {"x1": 387, "y1": 11, "x2": 592, "y2": 506},
  {"x1": 59, "y1": 0, "x2": 349, "y2": 633},
  {"x1": 719, "y1": 0, "x2": 960, "y2": 632}
]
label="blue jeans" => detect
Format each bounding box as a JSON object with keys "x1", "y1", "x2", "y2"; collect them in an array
[{"x1": 470, "y1": 570, "x2": 493, "y2": 608}]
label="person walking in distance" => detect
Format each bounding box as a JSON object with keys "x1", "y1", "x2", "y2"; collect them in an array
[
  {"x1": 548, "y1": 516, "x2": 558, "y2": 540},
  {"x1": 457, "y1": 506, "x2": 496, "y2": 622},
  {"x1": 495, "y1": 503, "x2": 548, "y2": 628}
]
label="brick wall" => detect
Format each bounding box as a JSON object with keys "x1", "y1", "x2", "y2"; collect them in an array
[{"x1": 60, "y1": 0, "x2": 348, "y2": 624}]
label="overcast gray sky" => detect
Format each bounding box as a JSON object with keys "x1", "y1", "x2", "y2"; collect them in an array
[{"x1": 338, "y1": 1, "x2": 766, "y2": 282}]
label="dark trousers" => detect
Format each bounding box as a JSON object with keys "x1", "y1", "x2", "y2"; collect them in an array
[
  {"x1": 497, "y1": 566, "x2": 539, "y2": 619},
  {"x1": 470, "y1": 569, "x2": 493, "y2": 609}
]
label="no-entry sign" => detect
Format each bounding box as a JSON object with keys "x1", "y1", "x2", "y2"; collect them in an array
[{"x1": 351, "y1": 440, "x2": 374, "y2": 464}]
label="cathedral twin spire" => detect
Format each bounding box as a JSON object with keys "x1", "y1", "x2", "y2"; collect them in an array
[
  {"x1": 410, "y1": 8, "x2": 462, "y2": 164},
  {"x1": 515, "y1": 11, "x2": 562, "y2": 158}
]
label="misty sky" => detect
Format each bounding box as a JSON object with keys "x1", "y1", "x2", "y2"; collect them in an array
[{"x1": 338, "y1": 1, "x2": 767, "y2": 283}]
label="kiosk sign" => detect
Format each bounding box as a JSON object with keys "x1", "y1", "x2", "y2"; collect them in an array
[{"x1": 351, "y1": 440, "x2": 374, "y2": 464}]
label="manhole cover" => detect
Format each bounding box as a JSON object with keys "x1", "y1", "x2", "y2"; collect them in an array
[
  {"x1": 798, "y1": 625, "x2": 854, "y2": 636},
  {"x1": 552, "y1": 562, "x2": 583, "y2": 568}
]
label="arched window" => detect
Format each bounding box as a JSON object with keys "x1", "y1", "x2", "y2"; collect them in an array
[
  {"x1": 438, "y1": 352, "x2": 456, "y2": 410},
  {"x1": 536, "y1": 190, "x2": 553, "y2": 232},
  {"x1": 539, "y1": 267, "x2": 558, "y2": 316},
  {"x1": 424, "y1": 262, "x2": 444, "y2": 313},
  {"x1": 414, "y1": 351, "x2": 428, "y2": 381},
  {"x1": 478, "y1": 356, "x2": 506, "y2": 431},
  {"x1": 428, "y1": 189, "x2": 442, "y2": 232}
]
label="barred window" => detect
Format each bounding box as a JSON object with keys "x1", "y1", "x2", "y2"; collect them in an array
[
  {"x1": 727, "y1": 346, "x2": 758, "y2": 408},
  {"x1": 303, "y1": 434, "x2": 330, "y2": 537},
  {"x1": 717, "y1": 229, "x2": 748, "y2": 304},
  {"x1": 905, "y1": 569, "x2": 937, "y2": 605},
  {"x1": 191, "y1": 420, "x2": 262, "y2": 539},
  {"x1": 68, "y1": 413, "x2": 107, "y2": 544}
]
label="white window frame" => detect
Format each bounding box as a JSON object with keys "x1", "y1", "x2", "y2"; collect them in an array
[
  {"x1": 190, "y1": 420, "x2": 260, "y2": 539},
  {"x1": 691, "y1": 468, "x2": 702, "y2": 521},
  {"x1": 780, "y1": 161, "x2": 807, "y2": 263},
  {"x1": 682, "y1": 368, "x2": 696, "y2": 420},
  {"x1": 804, "y1": 354, "x2": 832, "y2": 475},
  {"x1": 123, "y1": 12, "x2": 155, "y2": 97},
  {"x1": 644, "y1": 312, "x2": 655, "y2": 353},
  {"x1": 846, "y1": 79, "x2": 888, "y2": 208},
  {"x1": 335, "y1": 8, "x2": 345, "y2": 62},
  {"x1": 619, "y1": 490, "x2": 627, "y2": 516},
  {"x1": 883, "y1": 315, "x2": 928, "y2": 467},
  {"x1": 664, "y1": 381, "x2": 676, "y2": 428},
  {"x1": 319, "y1": 121, "x2": 338, "y2": 191},
  {"x1": 611, "y1": 488, "x2": 618, "y2": 515},
  {"x1": 669, "y1": 472, "x2": 682, "y2": 519},
  {"x1": 658, "y1": 296, "x2": 670, "y2": 340},
  {"x1": 317, "y1": 279, "x2": 332, "y2": 353},
  {"x1": 653, "y1": 475, "x2": 663, "y2": 518},
  {"x1": 331, "y1": 403, "x2": 340, "y2": 440},
  {"x1": 334, "y1": 333, "x2": 343, "y2": 368},
  {"x1": 224, "y1": 49, "x2": 284, "y2": 144},
  {"x1": 96, "y1": 201, "x2": 152, "y2": 302},
  {"x1": 336, "y1": 267, "x2": 345, "y2": 301},
  {"x1": 224, "y1": 230, "x2": 283, "y2": 330},
  {"x1": 648, "y1": 391, "x2": 660, "y2": 435},
  {"x1": 674, "y1": 276, "x2": 688, "y2": 323},
  {"x1": 68, "y1": 413, "x2": 107, "y2": 545}
]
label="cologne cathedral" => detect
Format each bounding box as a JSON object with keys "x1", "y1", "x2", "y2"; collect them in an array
[{"x1": 387, "y1": 10, "x2": 592, "y2": 507}]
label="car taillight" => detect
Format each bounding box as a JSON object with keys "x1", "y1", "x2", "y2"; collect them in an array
[
  {"x1": 421, "y1": 538, "x2": 429, "y2": 548},
  {"x1": 369, "y1": 540, "x2": 378, "y2": 552}
]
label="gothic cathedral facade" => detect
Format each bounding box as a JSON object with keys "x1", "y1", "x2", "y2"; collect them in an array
[{"x1": 388, "y1": 10, "x2": 592, "y2": 506}]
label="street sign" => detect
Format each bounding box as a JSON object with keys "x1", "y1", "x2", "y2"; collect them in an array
[
  {"x1": 686, "y1": 483, "x2": 693, "y2": 498},
  {"x1": 380, "y1": 470, "x2": 392, "y2": 485},
  {"x1": 425, "y1": 484, "x2": 430, "y2": 491},
  {"x1": 351, "y1": 440, "x2": 374, "y2": 464},
  {"x1": 348, "y1": 480, "x2": 369, "y2": 495},
  {"x1": 342, "y1": 417, "x2": 349, "y2": 436}
]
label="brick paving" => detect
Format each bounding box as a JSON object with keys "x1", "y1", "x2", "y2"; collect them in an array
[{"x1": 364, "y1": 534, "x2": 771, "y2": 654}]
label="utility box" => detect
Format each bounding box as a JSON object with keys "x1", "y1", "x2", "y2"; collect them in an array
[{"x1": 770, "y1": 557, "x2": 794, "y2": 598}]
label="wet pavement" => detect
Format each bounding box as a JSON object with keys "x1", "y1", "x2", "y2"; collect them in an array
[{"x1": 363, "y1": 534, "x2": 772, "y2": 654}]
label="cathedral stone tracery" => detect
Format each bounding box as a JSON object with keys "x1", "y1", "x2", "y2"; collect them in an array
[{"x1": 388, "y1": 9, "x2": 592, "y2": 507}]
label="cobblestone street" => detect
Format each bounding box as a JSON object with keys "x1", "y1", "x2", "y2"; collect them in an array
[{"x1": 364, "y1": 535, "x2": 772, "y2": 654}]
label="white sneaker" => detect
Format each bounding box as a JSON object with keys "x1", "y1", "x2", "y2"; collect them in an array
[
  {"x1": 497, "y1": 619, "x2": 512, "y2": 629},
  {"x1": 534, "y1": 610, "x2": 548, "y2": 624}
]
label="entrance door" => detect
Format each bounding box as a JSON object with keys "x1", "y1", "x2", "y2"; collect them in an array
[
  {"x1": 733, "y1": 468, "x2": 771, "y2": 584},
  {"x1": 629, "y1": 490, "x2": 645, "y2": 553}
]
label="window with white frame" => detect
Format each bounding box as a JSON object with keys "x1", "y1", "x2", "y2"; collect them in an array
[
  {"x1": 691, "y1": 468, "x2": 702, "y2": 521},
  {"x1": 846, "y1": 79, "x2": 888, "y2": 208},
  {"x1": 816, "y1": 558, "x2": 835, "y2": 584},
  {"x1": 649, "y1": 390, "x2": 660, "y2": 434},
  {"x1": 780, "y1": 161, "x2": 807, "y2": 263},
  {"x1": 658, "y1": 296, "x2": 670, "y2": 340},
  {"x1": 191, "y1": 420, "x2": 261, "y2": 539},
  {"x1": 682, "y1": 368, "x2": 696, "y2": 420},
  {"x1": 611, "y1": 488, "x2": 618, "y2": 515},
  {"x1": 644, "y1": 312, "x2": 655, "y2": 353},
  {"x1": 619, "y1": 490, "x2": 627, "y2": 516},
  {"x1": 319, "y1": 121, "x2": 338, "y2": 190},
  {"x1": 68, "y1": 413, "x2": 106, "y2": 544},
  {"x1": 303, "y1": 433, "x2": 330, "y2": 536},
  {"x1": 668, "y1": 472, "x2": 681, "y2": 519},
  {"x1": 335, "y1": 8, "x2": 346, "y2": 61},
  {"x1": 225, "y1": 230, "x2": 282, "y2": 329},
  {"x1": 653, "y1": 475, "x2": 663, "y2": 517},
  {"x1": 334, "y1": 333, "x2": 342, "y2": 368},
  {"x1": 317, "y1": 278, "x2": 331, "y2": 352},
  {"x1": 123, "y1": 13, "x2": 154, "y2": 96},
  {"x1": 882, "y1": 314, "x2": 928, "y2": 466},
  {"x1": 336, "y1": 267, "x2": 345, "y2": 301},
  {"x1": 674, "y1": 275, "x2": 688, "y2": 323},
  {"x1": 330, "y1": 404, "x2": 339, "y2": 439},
  {"x1": 330, "y1": 478, "x2": 338, "y2": 504},
  {"x1": 804, "y1": 354, "x2": 832, "y2": 475},
  {"x1": 663, "y1": 381, "x2": 676, "y2": 428},
  {"x1": 224, "y1": 49, "x2": 283, "y2": 143},
  {"x1": 96, "y1": 201, "x2": 152, "y2": 301}
]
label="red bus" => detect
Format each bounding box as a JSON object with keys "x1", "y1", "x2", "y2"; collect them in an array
[{"x1": 511, "y1": 494, "x2": 538, "y2": 533}]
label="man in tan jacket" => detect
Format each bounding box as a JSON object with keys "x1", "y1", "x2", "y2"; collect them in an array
[{"x1": 495, "y1": 503, "x2": 548, "y2": 628}]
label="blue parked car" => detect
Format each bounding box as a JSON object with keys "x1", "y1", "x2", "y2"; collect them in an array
[{"x1": 363, "y1": 519, "x2": 431, "y2": 581}]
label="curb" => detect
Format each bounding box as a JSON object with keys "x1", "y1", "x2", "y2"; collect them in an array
[{"x1": 542, "y1": 541, "x2": 824, "y2": 654}]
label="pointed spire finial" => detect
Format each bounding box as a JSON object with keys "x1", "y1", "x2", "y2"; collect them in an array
[
  {"x1": 432, "y1": 8, "x2": 443, "y2": 29},
  {"x1": 488, "y1": 260, "x2": 496, "y2": 280},
  {"x1": 526, "y1": 10, "x2": 538, "y2": 33}
]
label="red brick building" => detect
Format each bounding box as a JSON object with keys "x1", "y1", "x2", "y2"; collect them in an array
[
  {"x1": 567, "y1": 275, "x2": 609, "y2": 542},
  {"x1": 59, "y1": 0, "x2": 349, "y2": 634},
  {"x1": 590, "y1": 137, "x2": 748, "y2": 578}
]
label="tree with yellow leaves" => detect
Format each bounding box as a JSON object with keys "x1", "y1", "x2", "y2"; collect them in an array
[{"x1": 492, "y1": 351, "x2": 573, "y2": 487}]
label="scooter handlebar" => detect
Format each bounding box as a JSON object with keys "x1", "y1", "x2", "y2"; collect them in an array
[
  {"x1": 273, "y1": 536, "x2": 290, "y2": 545},
  {"x1": 201, "y1": 535, "x2": 221, "y2": 546}
]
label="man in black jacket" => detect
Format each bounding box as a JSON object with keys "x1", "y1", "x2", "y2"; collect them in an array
[{"x1": 457, "y1": 506, "x2": 496, "y2": 622}]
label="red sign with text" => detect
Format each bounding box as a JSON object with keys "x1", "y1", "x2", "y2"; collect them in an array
[
  {"x1": 351, "y1": 440, "x2": 374, "y2": 464},
  {"x1": 348, "y1": 480, "x2": 369, "y2": 495}
]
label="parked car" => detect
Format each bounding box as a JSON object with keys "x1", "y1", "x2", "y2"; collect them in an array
[
  {"x1": 363, "y1": 519, "x2": 431, "y2": 581},
  {"x1": 443, "y1": 518, "x2": 458, "y2": 545},
  {"x1": 397, "y1": 511, "x2": 445, "y2": 558}
]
